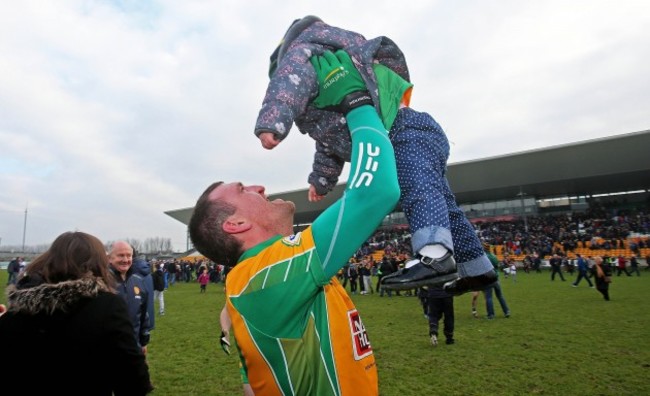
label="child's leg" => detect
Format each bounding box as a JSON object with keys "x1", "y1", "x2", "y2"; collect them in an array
[{"x1": 381, "y1": 108, "x2": 494, "y2": 294}]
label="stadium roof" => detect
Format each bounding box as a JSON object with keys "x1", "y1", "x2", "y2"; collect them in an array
[{"x1": 165, "y1": 129, "x2": 650, "y2": 227}]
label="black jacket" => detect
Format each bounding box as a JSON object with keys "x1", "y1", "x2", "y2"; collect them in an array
[
  {"x1": 0, "y1": 276, "x2": 152, "y2": 395},
  {"x1": 152, "y1": 269, "x2": 165, "y2": 292}
]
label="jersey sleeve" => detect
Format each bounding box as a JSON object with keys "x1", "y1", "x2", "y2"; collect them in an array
[{"x1": 312, "y1": 105, "x2": 400, "y2": 279}]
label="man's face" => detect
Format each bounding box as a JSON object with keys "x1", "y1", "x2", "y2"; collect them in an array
[
  {"x1": 109, "y1": 243, "x2": 133, "y2": 275},
  {"x1": 210, "y1": 182, "x2": 295, "y2": 233}
]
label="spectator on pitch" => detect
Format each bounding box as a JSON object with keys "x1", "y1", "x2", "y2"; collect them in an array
[
  {"x1": 198, "y1": 267, "x2": 210, "y2": 293},
  {"x1": 132, "y1": 251, "x2": 155, "y2": 329},
  {"x1": 532, "y1": 252, "x2": 542, "y2": 273},
  {"x1": 483, "y1": 243, "x2": 511, "y2": 319},
  {"x1": 5, "y1": 257, "x2": 20, "y2": 285},
  {"x1": 165, "y1": 260, "x2": 178, "y2": 286},
  {"x1": 378, "y1": 255, "x2": 397, "y2": 297},
  {"x1": 108, "y1": 241, "x2": 153, "y2": 356},
  {"x1": 629, "y1": 255, "x2": 641, "y2": 276},
  {"x1": 616, "y1": 255, "x2": 632, "y2": 277},
  {"x1": 152, "y1": 264, "x2": 166, "y2": 316},
  {"x1": 509, "y1": 261, "x2": 517, "y2": 283},
  {"x1": 572, "y1": 254, "x2": 593, "y2": 288},
  {"x1": 348, "y1": 260, "x2": 360, "y2": 295},
  {"x1": 359, "y1": 257, "x2": 374, "y2": 295},
  {"x1": 424, "y1": 285, "x2": 455, "y2": 346},
  {"x1": 549, "y1": 253, "x2": 566, "y2": 281},
  {"x1": 591, "y1": 256, "x2": 613, "y2": 301}
]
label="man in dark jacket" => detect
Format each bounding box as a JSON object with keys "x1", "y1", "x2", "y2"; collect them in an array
[
  {"x1": 378, "y1": 255, "x2": 396, "y2": 296},
  {"x1": 6, "y1": 257, "x2": 20, "y2": 285},
  {"x1": 549, "y1": 253, "x2": 566, "y2": 281},
  {"x1": 132, "y1": 252, "x2": 155, "y2": 329},
  {"x1": 109, "y1": 241, "x2": 152, "y2": 355}
]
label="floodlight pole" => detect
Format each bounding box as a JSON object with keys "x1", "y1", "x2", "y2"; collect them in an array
[
  {"x1": 22, "y1": 205, "x2": 28, "y2": 253},
  {"x1": 517, "y1": 187, "x2": 528, "y2": 233}
]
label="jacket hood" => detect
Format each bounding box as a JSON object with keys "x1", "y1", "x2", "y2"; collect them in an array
[
  {"x1": 132, "y1": 258, "x2": 151, "y2": 277},
  {"x1": 6, "y1": 276, "x2": 111, "y2": 315},
  {"x1": 269, "y1": 15, "x2": 323, "y2": 77}
]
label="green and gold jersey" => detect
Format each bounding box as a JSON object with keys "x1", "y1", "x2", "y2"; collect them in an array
[
  {"x1": 227, "y1": 106, "x2": 399, "y2": 395},
  {"x1": 226, "y1": 227, "x2": 377, "y2": 396}
]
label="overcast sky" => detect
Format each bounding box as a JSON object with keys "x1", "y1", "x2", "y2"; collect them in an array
[{"x1": 1, "y1": 1, "x2": 649, "y2": 252}]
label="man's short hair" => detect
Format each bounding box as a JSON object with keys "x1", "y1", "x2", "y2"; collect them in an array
[{"x1": 188, "y1": 182, "x2": 242, "y2": 266}]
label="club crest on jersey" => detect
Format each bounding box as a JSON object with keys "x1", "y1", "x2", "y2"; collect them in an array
[
  {"x1": 281, "y1": 233, "x2": 302, "y2": 246},
  {"x1": 348, "y1": 309, "x2": 372, "y2": 360}
]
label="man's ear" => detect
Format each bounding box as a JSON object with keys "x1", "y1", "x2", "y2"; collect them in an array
[{"x1": 223, "y1": 216, "x2": 253, "y2": 234}]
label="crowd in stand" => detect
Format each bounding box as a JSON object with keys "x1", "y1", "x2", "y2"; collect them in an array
[{"x1": 363, "y1": 203, "x2": 650, "y2": 261}]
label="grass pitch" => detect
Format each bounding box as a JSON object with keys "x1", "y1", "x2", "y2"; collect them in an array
[{"x1": 2, "y1": 269, "x2": 649, "y2": 395}]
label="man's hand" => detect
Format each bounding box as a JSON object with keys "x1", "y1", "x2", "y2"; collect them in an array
[
  {"x1": 220, "y1": 330, "x2": 231, "y2": 355},
  {"x1": 310, "y1": 50, "x2": 372, "y2": 113}
]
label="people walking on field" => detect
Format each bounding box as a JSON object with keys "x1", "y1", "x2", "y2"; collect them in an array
[
  {"x1": 483, "y1": 244, "x2": 511, "y2": 319},
  {"x1": 378, "y1": 255, "x2": 397, "y2": 297},
  {"x1": 5, "y1": 257, "x2": 20, "y2": 285},
  {"x1": 532, "y1": 252, "x2": 542, "y2": 273},
  {"x1": 629, "y1": 255, "x2": 641, "y2": 276},
  {"x1": 549, "y1": 253, "x2": 566, "y2": 281},
  {"x1": 572, "y1": 254, "x2": 593, "y2": 288},
  {"x1": 423, "y1": 284, "x2": 455, "y2": 346},
  {"x1": 509, "y1": 261, "x2": 517, "y2": 283},
  {"x1": 360, "y1": 257, "x2": 374, "y2": 295},
  {"x1": 348, "y1": 261, "x2": 359, "y2": 295},
  {"x1": 591, "y1": 256, "x2": 612, "y2": 301},
  {"x1": 152, "y1": 264, "x2": 166, "y2": 315},
  {"x1": 616, "y1": 255, "x2": 632, "y2": 277}
]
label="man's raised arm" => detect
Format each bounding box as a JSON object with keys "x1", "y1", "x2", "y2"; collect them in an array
[{"x1": 309, "y1": 50, "x2": 400, "y2": 278}]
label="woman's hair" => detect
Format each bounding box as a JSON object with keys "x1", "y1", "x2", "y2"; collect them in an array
[
  {"x1": 188, "y1": 181, "x2": 243, "y2": 266},
  {"x1": 23, "y1": 231, "x2": 116, "y2": 289}
]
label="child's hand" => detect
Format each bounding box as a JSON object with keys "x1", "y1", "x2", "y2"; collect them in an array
[
  {"x1": 308, "y1": 185, "x2": 326, "y2": 202},
  {"x1": 259, "y1": 131, "x2": 281, "y2": 149}
]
